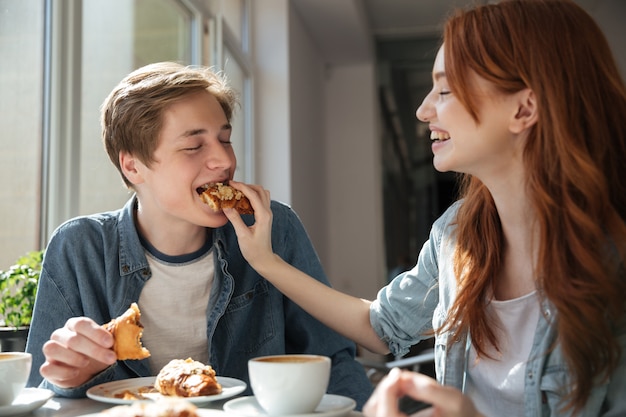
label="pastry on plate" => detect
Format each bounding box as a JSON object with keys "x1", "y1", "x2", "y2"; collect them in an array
[{"x1": 155, "y1": 357, "x2": 222, "y2": 397}]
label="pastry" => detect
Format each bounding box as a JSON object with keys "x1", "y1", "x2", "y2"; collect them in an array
[
  {"x1": 198, "y1": 182, "x2": 253, "y2": 214},
  {"x1": 102, "y1": 398, "x2": 198, "y2": 417},
  {"x1": 102, "y1": 303, "x2": 150, "y2": 360},
  {"x1": 155, "y1": 358, "x2": 222, "y2": 397}
]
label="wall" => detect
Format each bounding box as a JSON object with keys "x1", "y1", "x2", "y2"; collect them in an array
[
  {"x1": 324, "y1": 63, "x2": 386, "y2": 299},
  {"x1": 252, "y1": 0, "x2": 385, "y2": 300},
  {"x1": 251, "y1": 0, "x2": 292, "y2": 205},
  {"x1": 591, "y1": 0, "x2": 626, "y2": 79},
  {"x1": 288, "y1": 6, "x2": 329, "y2": 265}
]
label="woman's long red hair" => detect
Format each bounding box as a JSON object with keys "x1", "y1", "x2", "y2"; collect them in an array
[{"x1": 438, "y1": 0, "x2": 626, "y2": 412}]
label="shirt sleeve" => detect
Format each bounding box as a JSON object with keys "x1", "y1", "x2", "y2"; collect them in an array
[{"x1": 370, "y1": 202, "x2": 459, "y2": 358}]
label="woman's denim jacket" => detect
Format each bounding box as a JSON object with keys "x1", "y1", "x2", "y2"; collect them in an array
[
  {"x1": 26, "y1": 196, "x2": 372, "y2": 409},
  {"x1": 370, "y1": 201, "x2": 626, "y2": 416}
]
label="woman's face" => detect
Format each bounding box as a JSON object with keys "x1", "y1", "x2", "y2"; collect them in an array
[{"x1": 415, "y1": 46, "x2": 527, "y2": 182}]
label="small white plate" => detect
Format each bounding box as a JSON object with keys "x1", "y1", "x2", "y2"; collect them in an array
[
  {"x1": 86, "y1": 376, "x2": 246, "y2": 405},
  {"x1": 223, "y1": 394, "x2": 356, "y2": 417},
  {"x1": 0, "y1": 388, "x2": 54, "y2": 417}
]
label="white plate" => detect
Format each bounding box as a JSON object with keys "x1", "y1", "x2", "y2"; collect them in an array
[
  {"x1": 223, "y1": 394, "x2": 356, "y2": 417},
  {"x1": 86, "y1": 376, "x2": 246, "y2": 405},
  {"x1": 0, "y1": 388, "x2": 54, "y2": 417}
]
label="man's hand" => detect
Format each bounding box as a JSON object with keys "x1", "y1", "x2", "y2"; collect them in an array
[{"x1": 39, "y1": 317, "x2": 117, "y2": 388}]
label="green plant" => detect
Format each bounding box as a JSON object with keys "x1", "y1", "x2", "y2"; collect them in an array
[{"x1": 0, "y1": 250, "x2": 43, "y2": 328}]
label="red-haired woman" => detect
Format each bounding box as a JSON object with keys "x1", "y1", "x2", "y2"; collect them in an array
[{"x1": 226, "y1": 0, "x2": 626, "y2": 415}]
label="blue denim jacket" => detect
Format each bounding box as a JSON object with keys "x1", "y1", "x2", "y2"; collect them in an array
[
  {"x1": 26, "y1": 196, "x2": 372, "y2": 409},
  {"x1": 371, "y1": 201, "x2": 626, "y2": 416}
]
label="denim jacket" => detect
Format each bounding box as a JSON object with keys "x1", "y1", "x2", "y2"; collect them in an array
[
  {"x1": 26, "y1": 196, "x2": 372, "y2": 409},
  {"x1": 370, "y1": 201, "x2": 626, "y2": 416}
]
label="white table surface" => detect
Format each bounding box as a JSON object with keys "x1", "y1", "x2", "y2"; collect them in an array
[{"x1": 23, "y1": 396, "x2": 363, "y2": 417}]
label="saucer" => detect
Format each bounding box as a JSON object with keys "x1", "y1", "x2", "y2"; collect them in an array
[
  {"x1": 0, "y1": 388, "x2": 54, "y2": 417},
  {"x1": 223, "y1": 394, "x2": 356, "y2": 417}
]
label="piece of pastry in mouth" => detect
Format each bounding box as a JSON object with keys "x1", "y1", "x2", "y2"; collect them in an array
[
  {"x1": 102, "y1": 303, "x2": 151, "y2": 360},
  {"x1": 155, "y1": 357, "x2": 223, "y2": 397},
  {"x1": 197, "y1": 182, "x2": 254, "y2": 215}
]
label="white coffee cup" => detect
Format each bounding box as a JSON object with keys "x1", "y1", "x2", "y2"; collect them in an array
[
  {"x1": 0, "y1": 352, "x2": 32, "y2": 406},
  {"x1": 248, "y1": 354, "x2": 331, "y2": 415}
]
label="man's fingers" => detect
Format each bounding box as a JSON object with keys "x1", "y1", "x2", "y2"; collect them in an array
[{"x1": 53, "y1": 317, "x2": 116, "y2": 364}]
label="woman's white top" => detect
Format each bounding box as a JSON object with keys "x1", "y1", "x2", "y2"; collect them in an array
[{"x1": 466, "y1": 290, "x2": 540, "y2": 417}]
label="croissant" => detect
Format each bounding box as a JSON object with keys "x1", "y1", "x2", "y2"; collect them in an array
[
  {"x1": 155, "y1": 358, "x2": 222, "y2": 397},
  {"x1": 198, "y1": 182, "x2": 253, "y2": 214}
]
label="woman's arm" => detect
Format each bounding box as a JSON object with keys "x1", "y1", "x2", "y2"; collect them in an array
[{"x1": 224, "y1": 181, "x2": 389, "y2": 354}]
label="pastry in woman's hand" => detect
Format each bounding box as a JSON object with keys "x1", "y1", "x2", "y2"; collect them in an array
[{"x1": 198, "y1": 182, "x2": 253, "y2": 214}]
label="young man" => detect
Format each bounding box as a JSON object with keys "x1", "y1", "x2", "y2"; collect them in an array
[{"x1": 25, "y1": 62, "x2": 372, "y2": 408}]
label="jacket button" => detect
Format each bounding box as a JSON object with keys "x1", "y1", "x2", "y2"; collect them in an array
[{"x1": 122, "y1": 265, "x2": 130, "y2": 273}]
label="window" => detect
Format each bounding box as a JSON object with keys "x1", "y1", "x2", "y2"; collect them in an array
[
  {"x1": 0, "y1": 0, "x2": 253, "y2": 269},
  {"x1": 77, "y1": 0, "x2": 195, "y2": 217},
  {"x1": 0, "y1": 1, "x2": 44, "y2": 268}
]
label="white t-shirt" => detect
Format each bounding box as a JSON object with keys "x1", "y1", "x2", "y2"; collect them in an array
[
  {"x1": 466, "y1": 291, "x2": 540, "y2": 417},
  {"x1": 138, "y1": 247, "x2": 214, "y2": 373}
]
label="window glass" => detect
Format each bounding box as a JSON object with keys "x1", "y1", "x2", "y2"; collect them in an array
[
  {"x1": 78, "y1": 0, "x2": 193, "y2": 216},
  {"x1": 0, "y1": 0, "x2": 44, "y2": 268}
]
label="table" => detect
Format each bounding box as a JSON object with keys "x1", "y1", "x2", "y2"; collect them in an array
[{"x1": 24, "y1": 396, "x2": 363, "y2": 417}]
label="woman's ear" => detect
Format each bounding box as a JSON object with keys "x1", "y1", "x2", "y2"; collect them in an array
[
  {"x1": 119, "y1": 151, "x2": 144, "y2": 185},
  {"x1": 510, "y1": 88, "x2": 538, "y2": 134}
]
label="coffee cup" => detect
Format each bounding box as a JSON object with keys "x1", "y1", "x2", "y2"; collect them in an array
[
  {"x1": 248, "y1": 354, "x2": 331, "y2": 415},
  {"x1": 0, "y1": 352, "x2": 32, "y2": 406}
]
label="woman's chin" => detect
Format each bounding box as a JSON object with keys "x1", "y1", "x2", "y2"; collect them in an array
[{"x1": 432, "y1": 158, "x2": 452, "y2": 173}]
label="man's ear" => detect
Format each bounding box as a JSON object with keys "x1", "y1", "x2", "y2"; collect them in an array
[
  {"x1": 510, "y1": 88, "x2": 538, "y2": 134},
  {"x1": 119, "y1": 151, "x2": 144, "y2": 185}
]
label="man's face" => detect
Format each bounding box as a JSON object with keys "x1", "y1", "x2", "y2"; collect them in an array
[{"x1": 130, "y1": 90, "x2": 238, "y2": 229}]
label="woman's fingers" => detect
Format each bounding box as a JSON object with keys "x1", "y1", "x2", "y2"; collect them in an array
[
  {"x1": 224, "y1": 181, "x2": 275, "y2": 267},
  {"x1": 364, "y1": 369, "x2": 482, "y2": 417},
  {"x1": 364, "y1": 368, "x2": 412, "y2": 417}
]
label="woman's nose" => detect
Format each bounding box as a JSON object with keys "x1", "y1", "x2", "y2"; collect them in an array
[{"x1": 415, "y1": 94, "x2": 434, "y2": 122}]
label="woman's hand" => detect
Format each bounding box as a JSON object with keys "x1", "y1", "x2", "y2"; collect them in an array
[
  {"x1": 39, "y1": 317, "x2": 116, "y2": 388},
  {"x1": 224, "y1": 181, "x2": 277, "y2": 270},
  {"x1": 363, "y1": 368, "x2": 483, "y2": 417}
]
